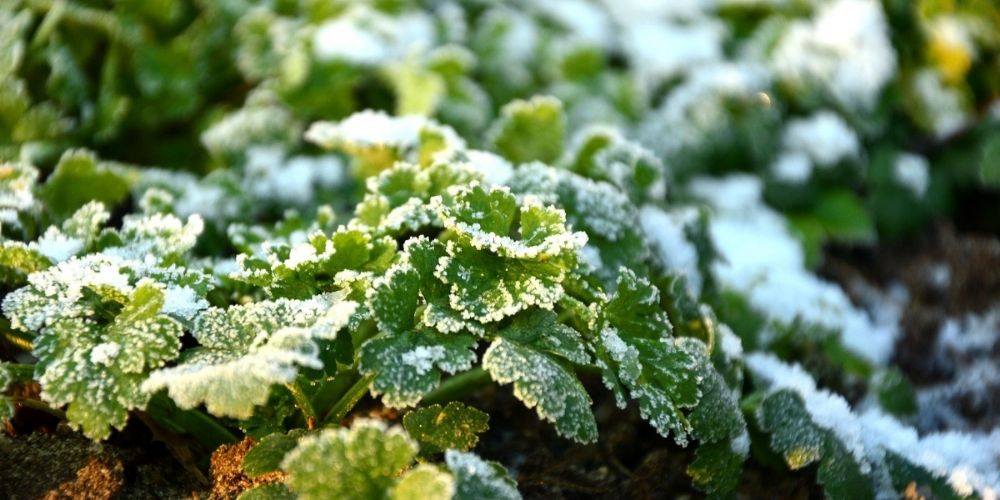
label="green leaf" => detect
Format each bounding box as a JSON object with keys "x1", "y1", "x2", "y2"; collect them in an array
[
  {"x1": 359, "y1": 329, "x2": 477, "y2": 408},
  {"x1": 483, "y1": 332, "x2": 597, "y2": 443},
  {"x1": 33, "y1": 281, "x2": 183, "y2": 439},
  {"x1": 686, "y1": 360, "x2": 748, "y2": 497},
  {"x1": 368, "y1": 263, "x2": 421, "y2": 335},
  {"x1": 403, "y1": 237, "x2": 484, "y2": 335},
  {"x1": 243, "y1": 430, "x2": 308, "y2": 478},
  {"x1": 758, "y1": 390, "x2": 874, "y2": 500},
  {"x1": 979, "y1": 134, "x2": 1000, "y2": 188},
  {"x1": 39, "y1": 150, "x2": 132, "y2": 219},
  {"x1": 433, "y1": 184, "x2": 585, "y2": 323},
  {"x1": 812, "y1": 189, "x2": 875, "y2": 244},
  {"x1": 0, "y1": 241, "x2": 51, "y2": 287},
  {"x1": 445, "y1": 450, "x2": 522, "y2": 500},
  {"x1": 596, "y1": 270, "x2": 702, "y2": 444},
  {"x1": 403, "y1": 402, "x2": 490, "y2": 455},
  {"x1": 282, "y1": 419, "x2": 419, "y2": 500},
  {"x1": 391, "y1": 464, "x2": 455, "y2": 500},
  {"x1": 142, "y1": 297, "x2": 357, "y2": 418},
  {"x1": 487, "y1": 95, "x2": 566, "y2": 164}
]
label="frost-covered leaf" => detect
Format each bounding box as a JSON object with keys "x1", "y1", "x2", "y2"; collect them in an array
[
  {"x1": 33, "y1": 281, "x2": 183, "y2": 439},
  {"x1": 233, "y1": 227, "x2": 396, "y2": 300},
  {"x1": 594, "y1": 270, "x2": 703, "y2": 444},
  {"x1": 686, "y1": 359, "x2": 748, "y2": 497},
  {"x1": 403, "y1": 402, "x2": 489, "y2": 455},
  {"x1": 368, "y1": 262, "x2": 421, "y2": 335},
  {"x1": 305, "y1": 110, "x2": 464, "y2": 176},
  {"x1": 403, "y1": 237, "x2": 484, "y2": 335},
  {"x1": 0, "y1": 241, "x2": 51, "y2": 287},
  {"x1": 39, "y1": 150, "x2": 133, "y2": 218},
  {"x1": 351, "y1": 161, "x2": 480, "y2": 236},
  {"x1": 433, "y1": 184, "x2": 586, "y2": 323},
  {"x1": 445, "y1": 450, "x2": 521, "y2": 500},
  {"x1": 483, "y1": 315, "x2": 597, "y2": 443},
  {"x1": 102, "y1": 212, "x2": 205, "y2": 262},
  {"x1": 281, "y1": 419, "x2": 419, "y2": 500},
  {"x1": 759, "y1": 390, "x2": 873, "y2": 500},
  {"x1": 359, "y1": 329, "x2": 477, "y2": 408},
  {"x1": 509, "y1": 163, "x2": 648, "y2": 282},
  {"x1": 391, "y1": 464, "x2": 454, "y2": 500},
  {"x1": 487, "y1": 95, "x2": 565, "y2": 164},
  {"x1": 142, "y1": 296, "x2": 357, "y2": 418}
]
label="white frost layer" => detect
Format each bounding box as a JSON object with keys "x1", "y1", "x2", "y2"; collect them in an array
[
  {"x1": 305, "y1": 110, "x2": 465, "y2": 152},
  {"x1": 771, "y1": 0, "x2": 896, "y2": 110},
  {"x1": 638, "y1": 205, "x2": 702, "y2": 296},
  {"x1": 747, "y1": 353, "x2": 1000, "y2": 498},
  {"x1": 691, "y1": 175, "x2": 897, "y2": 364},
  {"x1": 782, "y1": 111, "x2": 859, "y2": 167},
  {"x1": 893, "y1": 153, "x2": 930, "y2": 197},
  {"x1": 621, "y1": 19, "x2": 724, "y2": 86},
  {"x1": 312, "y1": 7, "x2": 435, "y2": 65}
]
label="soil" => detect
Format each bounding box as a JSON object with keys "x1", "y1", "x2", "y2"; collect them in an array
[{"x1": 2, "y1": 222, "x2": 997, "y2": 499}]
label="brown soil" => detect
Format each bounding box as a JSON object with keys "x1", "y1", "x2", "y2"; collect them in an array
[
  {"x1": 0, "y1": 428, "x2": 206, "y2": 499},
  {"x1": 207, "y1": 438, "x2": 284, "y2": 500}
]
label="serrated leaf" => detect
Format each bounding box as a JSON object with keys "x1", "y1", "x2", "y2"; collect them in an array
[
  {"x1": 243, "y1": 430, "x2": 308, "y2": 478},
  {"x1": 368, "y1": 263, "x2": 421, "y2": 335},
  {"x1": 359, "y1": 329, "x2": 477, "y2": 408},
  {"x1": 483, "y1": 335, "x2": 597, "y2": 443},
  {"x1": 282, "y1": 419, "x2": 419, "y2": 500},
  {"x1": 596, "y1": 270, "x2": 702, "y2": 444},
  {"x1": 445, "y1": 450, "x2": 522, "y2": 500},
  {"x1": 234, "y1": 227, "x2": 396, "y2": 300},
  {"x1": 687, "y1": 358, "x2": 748, "y2": 497},
  {"x1": 432, "y1": 184, "x2": 585, "y2": 323},
  {"x1": 403, "y1": 402, "x2": 489, "y2": 455},
  {"x1": 33, "y1": 281, "x2": 183, "y2": 439},
  {"x1": 391, "y1": 464, "x2": 455, "y2": 500},
  {"x1": 759, "y1": 390, "x2": 874, "y2": 500},
  {"x1": 142, "y1": 297, "x2": 357, "y2": 418},
  {"x1": 487, "y1": 95, "x2": 565, "y2": 164}
]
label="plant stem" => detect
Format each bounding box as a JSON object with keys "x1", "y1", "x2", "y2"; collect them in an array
[
  {"x1": 25, "y1": 0, "x2": 125, "y2": 41},
  {"x1": 285, "y1": 382, "x2": 318, "y2": 430},
  {"x1": 2, "y1": 331, "x2": 33, "y2": 352},
  {"x1": 421, "y1": 368, "x2": 491, "y2": 405},
  {"x1": 322, "y1": 372, "x2": 374, "y2": 427},
  {"x1": 9, "y1": 396, "x2": 66, "y2": 420}
]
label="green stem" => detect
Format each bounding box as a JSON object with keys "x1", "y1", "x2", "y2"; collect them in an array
[
  {"x1": 322, "y1": 373, "x2": 374, "y2": 427},
  {"x1": 421, "y1": 368, "x2": 491, "y2": 406},
  {"x1": 9, "y1": 396, "x2": 66, "y2": 420},
  {"x1": 285, "y1": 382, "x2": 318, "y2": 430},
  {"x1": 26, "y1": 0, "x2": 125, "y2": 41}
]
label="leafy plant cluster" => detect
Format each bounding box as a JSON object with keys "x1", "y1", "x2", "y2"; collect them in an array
[{"x1": 1, "y1": 0, "x2": 999, "y2": 498}]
